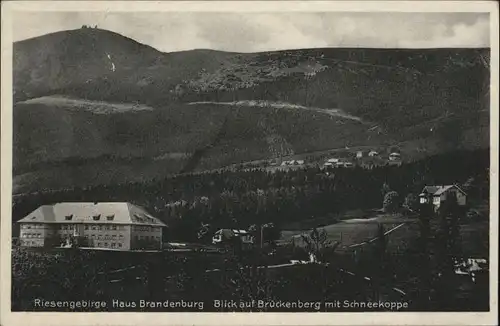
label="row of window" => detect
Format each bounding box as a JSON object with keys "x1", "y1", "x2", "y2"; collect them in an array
[
  {"x1": 21, "y1": 224, "x2": 160, "y2": 232},
  {"x1": 135, "y1": 235, "x2": 161, "y2": 241},
  {"x1": 21, "y1": 240, "x2": 42, "y2": 246},
  {"x1": 94, "y1": 241, "x2": 123, "y2": 248},
  {"x1": 87, "y1": 234, "x2": 124, "y2": 240},
  {"x1": 64, "y1": 214, "x2": 115, "y2": 221},
  {"x1": 21, "y1": 224, "x2": 45, "y2": 229},
  {"x1": 22, "y1": 233, "x2": 42, "y2": 238},
  {"x1": 132, "y1": 226, "x2": 160, "y2": 232},
  {"x1": 61, "y1": 224, "x2": 125, "y2": 231},
  {"x1": 58, "y1": 234, "x2": 160, "y2": 241}
]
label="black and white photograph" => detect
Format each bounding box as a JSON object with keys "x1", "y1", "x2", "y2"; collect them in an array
[{"x1": 1, "y1": 1, "x2": 498, "y2": 325}]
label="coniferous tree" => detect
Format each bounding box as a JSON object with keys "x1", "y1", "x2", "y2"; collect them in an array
[
  {"x1": 416, "y1": 200, "x2": 433, "y2": 309},
  {"x1": 383, "y1": 191, "x2": 400, "y2": 213},
  {"x1": 433, "y1": 192, "x2": 462, "y2": 310}
]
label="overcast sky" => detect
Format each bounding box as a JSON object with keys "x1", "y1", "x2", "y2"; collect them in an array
[{"x1": 13, "y1": 12, "x2": 490, "y2": 52}]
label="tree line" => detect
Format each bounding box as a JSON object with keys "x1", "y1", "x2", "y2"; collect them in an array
[{"x1": 12, "y1": 149, "x2": 489, "y2": 241}]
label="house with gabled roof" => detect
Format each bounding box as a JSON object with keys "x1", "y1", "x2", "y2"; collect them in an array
[
  {"x1": 17, "y1": 202, "x2": 167, "y2": 250},
  {"x1": 212, "y1": 229, "x2": 254, "y2": 245},
  {"x1": 419, "y1": 185, "x2": 467, "y2": 211}
]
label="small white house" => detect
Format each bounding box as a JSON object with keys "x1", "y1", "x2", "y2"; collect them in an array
[
  {"x1": 212, "y1": 229, "x2": 253, "y2": 245},
  {"x1": 389, "y1": 152, "x2": 401, "y2": 161},
  {"x1": 419, "y1": 185, "x2": 467, "y2": 210},
  {"x1": 368, "y1": 150, "x2": 379, "y2": 157}
]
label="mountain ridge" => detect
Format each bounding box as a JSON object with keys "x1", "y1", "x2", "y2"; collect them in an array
[{"x1": 12, "y1": 28, "x2": 490, "y2": 193}]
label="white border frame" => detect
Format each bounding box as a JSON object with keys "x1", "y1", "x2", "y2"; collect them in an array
[{"x1": 1, "y1": 1, "x2": 498, "y2": 325}]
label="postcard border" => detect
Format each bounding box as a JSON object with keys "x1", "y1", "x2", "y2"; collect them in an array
[{"x1": 1, "y1": 1, "x2": 499, "y2": 326}]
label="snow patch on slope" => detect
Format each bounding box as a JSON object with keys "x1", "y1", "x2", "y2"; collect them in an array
[
  {"x1": 188, "y1": 100, "x2": 364, "y2": 122},
  {"x1": 19, "y1": 96, "x2": 154, "y2": 114},
  {"x1": 105, "y1": 52, "x2": 116, "y2": 72}
]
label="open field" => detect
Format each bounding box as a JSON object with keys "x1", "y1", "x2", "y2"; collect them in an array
[
  {"x1": 281, "y1": 216, "x2": 419, "y2": 254},
  {"x1": 280, "y1": 215, "x2": 489, "y2": 257}
]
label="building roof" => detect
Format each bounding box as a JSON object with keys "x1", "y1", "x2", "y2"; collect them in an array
[
  {"x1": 420, "y1": 186, "x2": 441, "y2": 195},
  {"x1": 215, "y1": 229, "x2": 250, "y2": 238},
  {"x1": 420, "y1": 185, "x2": 466, "y2": 196},
  {"x1": 17, "y1": 202, "x2": 167, "y2": 226}
]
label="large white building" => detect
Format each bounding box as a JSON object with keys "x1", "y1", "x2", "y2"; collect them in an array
[{"x1": 17, "y1": 202, "x2": 167, "y2": 250}]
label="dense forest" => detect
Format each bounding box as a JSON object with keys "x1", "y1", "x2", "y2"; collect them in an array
[{"x1": 12, "y1": 149, "x2": 489, "y2": 241}]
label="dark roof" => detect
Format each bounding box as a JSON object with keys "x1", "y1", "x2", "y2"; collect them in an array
[
  {"x1": 421, "y1": 186, "x2": 441, "y2": 194},
  {"x1": 420, "y1": 185, "x2": 467, "y2": 196},
  {"x1": 17, "y1": 202, "x2": 166, "y2": 226}
]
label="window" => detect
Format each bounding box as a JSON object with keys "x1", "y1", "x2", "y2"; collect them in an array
[
  {"x1": 112, "y1": 235, "x2": 117, "y2": 240},
  {"x1": 65, "y1": 215, "x2": 73, "y2": 221},
  {"x1": 84, "y1": 225, "x2": 89, "y2": 230},
  {"x1": 91, "y1": 235, "x2": 96, "y2": 239},
  {"x1": 106, "y1": 215, "x2": 115, "y2": 221},
  {"x1": 104, "y1": 243, "x2": 108, "y2": 247},
  {"x1": 93, "y1": 214, "x2": 101, "y2": 221},
  {"x1": 92, "y1": 225, "x2": 97, "y2": 230},
  {"x1": 26, "y1": 225, "x2": 32, "y2": 229},
  {"x1": 111, "y1": 243, "x2": 116, "y2": 248},
  {"x1": 118, "y1": 243, "x2": 122, "y2": 247},
  {"x1": 119, "y1": 234, "x2": 124, "y2": 239},
  {"x1": 112, "y1": 225, "x2": 117, "y2": 230}
]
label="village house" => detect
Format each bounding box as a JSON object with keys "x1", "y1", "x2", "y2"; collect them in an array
[
  {"x1": 323, "y1": 158, "x2": 353, "y2": 168},
  {"x1": 212, "y1": 229, "x2": 254, "y2": 245},
  {"x1": 17, "y1": 202, "x2": 167, "y2": 250},
  {"x1": 359, "y1": 156, "x2": 386, "y2": 169},
  {"x1": 388, "y1": 152, "x2": 401, "y2": 161},
  {"x1": 281, "y1": 159, "x2": 305, "y2": 166},
  {"x1": 419, "y1": 185, "x2": 467, "y2": 211},
  {"x1": 325, "y1": 158, "x2": 339, "y2": 164}
]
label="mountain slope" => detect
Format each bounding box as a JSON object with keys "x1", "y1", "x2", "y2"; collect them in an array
[
  {"x1": 13, "y1": 28, "x2": 234, "y2": 102},
  {"x1": 12, "y1": 28, "x2": 490, "y2": 193}
]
